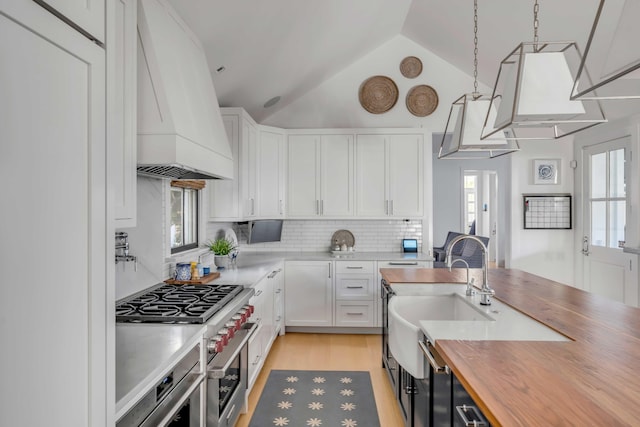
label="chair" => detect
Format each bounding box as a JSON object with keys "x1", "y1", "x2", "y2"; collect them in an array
[
  {"x1": 432, "y1": 231, "x2": 466, "y2": 263},
  {"x1": 433, "y1": 234, "x2": 490, "y2": 269}
]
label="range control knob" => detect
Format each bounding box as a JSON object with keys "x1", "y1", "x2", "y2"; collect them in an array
[
  {"x1": 243, "y1": 304, "x2": 255, "y2": 315},
  {"x1": 217, "y1": 329, "x2": 230, "y2": 345},
  {"x1": 231, "y1": 315, "x2": 243, "y2": 328},
  {"x1": 224, "y1": 322, "x2": 236, "y2": 337},
  {"x1": 207, "y1": 336, "x2": 225, "y2": 354}
]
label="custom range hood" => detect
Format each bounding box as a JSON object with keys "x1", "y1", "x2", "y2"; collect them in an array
[{"x1": 136, "y1": 0, "x2": 233, "y2": 180}]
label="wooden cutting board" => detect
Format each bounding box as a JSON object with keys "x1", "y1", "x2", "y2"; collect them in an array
[{"x1": 164, "y1": 271, "x2": 220, "y2": 285}]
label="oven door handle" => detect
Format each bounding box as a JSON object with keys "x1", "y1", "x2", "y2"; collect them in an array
[
  {"x1": 139, "y1": 371, "x2": 204, "y2": 427},
  {"x1": 207, "y1": 322, "x2": 259, "y2": 379}
]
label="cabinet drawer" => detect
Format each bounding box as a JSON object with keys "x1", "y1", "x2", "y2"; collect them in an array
[
  {"x1": 336, "y1": 261, "x2": 375, "y2": 274},
  {"x1": 335, "y1": 275, "x2": 374, "y2": 300},
  {"x1": 335, "y1": 302, "x2": 375, "y2": 326},
  {"x1": 377, "y1": 260, "x2": 432, "y2": 269}
]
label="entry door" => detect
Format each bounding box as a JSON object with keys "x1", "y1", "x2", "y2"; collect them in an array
[{"x1": 582, "y1": 137, "x2": 638, "y2": 305}]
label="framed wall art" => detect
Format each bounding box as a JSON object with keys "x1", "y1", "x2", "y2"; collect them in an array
[{"x1": 533, "y1": 159, "x2": 560, "y2": 184}]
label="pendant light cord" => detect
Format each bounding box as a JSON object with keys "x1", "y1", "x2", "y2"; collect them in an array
[
  {"x1": 533, "y1": 0, "x2": 539, "y2": 52},
  {"x1": 472, "y1": 0, "x2": 479, "y2": 99}
]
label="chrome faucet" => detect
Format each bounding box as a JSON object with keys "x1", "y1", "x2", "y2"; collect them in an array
[
  {"x1": 448, "y1": 258, "x2": 475, "y2": 296},
  {"x1": 445, "y1": 235, "x2": 494, "y2": 305}
]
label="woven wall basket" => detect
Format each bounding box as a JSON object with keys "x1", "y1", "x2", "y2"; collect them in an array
[
  {"x1": 406, "y1": 84, "x2": 438, "y2": 117},
  {"x1": 400, "y1": 56, "x2": 422, "y2": 78},
  {"x1": 359, "y1": 75, "x2": 398, "y2": 114}
]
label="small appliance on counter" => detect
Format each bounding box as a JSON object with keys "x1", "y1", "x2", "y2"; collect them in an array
[{"x1": 402, "y1": 239, "x2": 418, "y2": 253}]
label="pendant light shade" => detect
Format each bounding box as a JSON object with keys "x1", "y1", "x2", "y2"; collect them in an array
[
  {"x1": 482, "y1": 41, "x2": 607, "y2": 140},
  {"x1": 572, "y1": 0, "x2": 640, "y2": 100},
  {"x1": 438, "y1": 0, "x2": 519, "y2": 160},
  {"x1": 439, "y1": 94, "x2": 519, "y2": 159}
]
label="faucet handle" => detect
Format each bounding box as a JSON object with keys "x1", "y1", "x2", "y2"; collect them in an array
[{"x1": 466, "y1": 277, "x2": 476, "y2": 296}]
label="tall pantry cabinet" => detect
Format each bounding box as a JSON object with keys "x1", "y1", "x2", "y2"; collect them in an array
[{"x1": 0, "y1": 1, "x2": 111, "y2": 426}]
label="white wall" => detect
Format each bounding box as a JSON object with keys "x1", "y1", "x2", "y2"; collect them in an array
[
  {"x1": 432, "y1": 136, "x2": 511, "y2": 267},
  {"x1": 262, "y1": 35, "x2": 486, "y2": 129},
  {"x1": 508, "y1": 140, "x2": 576, "y2": 285}
]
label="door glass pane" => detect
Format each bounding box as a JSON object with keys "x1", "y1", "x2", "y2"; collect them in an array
[
  {"x1": 610, "y1": 200, "x2": 626, "y2": 248},
  {"x1": 610, "y1": 148, "x2": 625, "y2": 198},
  {"x1": 591, "y1": 152, "x2": 607, "y2": 198},
  {"x1": 591, "y1": 201, "x2": 606, "y2": 247}
]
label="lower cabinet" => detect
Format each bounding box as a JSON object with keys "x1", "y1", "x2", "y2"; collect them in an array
[
  {"x1": 387, "y1": 355, "x2": 491, "y2": 427},
  {"x1": 247, "y1": 268, "x2": 278, "y2": 392},
  {"x1": 284, "y1": 261, "x2": 333, "y2": 327},
  {"x1": 335, "y1": 260, "x2": 376, "y2": 327}
]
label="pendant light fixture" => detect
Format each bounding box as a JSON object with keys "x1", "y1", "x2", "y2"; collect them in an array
[
  {"x1": 572, "y1": 0, "x2": 640, "y2": 100},
  {"x1": 482, "y1": 0, "x2": 606, "y2": 141},
  {"x1": 438, "y1": 0, "x2": 519, "y2": 159}
]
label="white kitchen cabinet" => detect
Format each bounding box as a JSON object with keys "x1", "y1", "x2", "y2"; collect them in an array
[
  {"x1": 247, "y1": 271, "x2": 274, "y2": 390},
  {"x1": 355, "y1": 133, "x2": 424, "y2": 218},
  {"x1": 334, "y1": 261, "x2": 376, "y2": 327},
  {"x1": 37, "y1": 0, "x2": 105, "y2": 43},
  {"x1": 0, "y1": 1, "x2": 108, "y2": 425},
  {"x1": 208, "y1": 110, "x2": 245, "y2": 220},
  {"x1": 268, "y1": 263, "x2": 285, "y2": 335},
  {"x1": 111, "y1": 0, "x2": 137, "y2": 228},
  {"x1": 285, "y1": 261, "x2": 334, "y2": 326},
  {"x1": 257, "y1": 127, "x2": 286, "y2": 218},
  {"x1": 287, "y1": 133, "x2": 353, "y2": 217}
]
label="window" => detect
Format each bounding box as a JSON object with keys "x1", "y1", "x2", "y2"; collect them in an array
[
  {"x1": 170, "y1": 186, "x2": 199, "y2": 253},
  {"x1": 590, "y1": 148, "x2": 626, "y2": 248}
]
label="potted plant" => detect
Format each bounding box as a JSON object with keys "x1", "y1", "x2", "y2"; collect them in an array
[{"x1": 204, "y1": 238, "x2": 236, "y2": 269}]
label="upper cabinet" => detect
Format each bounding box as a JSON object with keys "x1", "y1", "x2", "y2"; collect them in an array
[
  {"x1": 110, "y1": 0, "x2": 137, "y2": 228},
  {"x1": 287, "y1": 133, "x2": 354, "y2": 218},
  {"x1": 256, "y1": 127, "x2": 286, "y2": 218},
  {"x1": 37, "y1": 0, "x2": 105, "y2": 43},
  {"x1": 356, "y1": 133, "x2": 424, "y2": 218},
  {"x1": 209, "y1": 108, "x2": 285, "y2": 220},
  {"x1": 208, "y1": 109, "x2": 248, "y2": 220}
]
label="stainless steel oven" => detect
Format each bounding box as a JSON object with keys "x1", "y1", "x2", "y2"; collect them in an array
[
  {"x1": 206, "y1": 322, "x2": 258, "y2": 427},
  {"x1": 117, "y1": 342, "x2": 204, "y2": 427}
]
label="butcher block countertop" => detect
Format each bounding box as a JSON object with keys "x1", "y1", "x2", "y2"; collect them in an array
[{"x1": 380, "y1": 268, "x2": 640, "y2": 426}]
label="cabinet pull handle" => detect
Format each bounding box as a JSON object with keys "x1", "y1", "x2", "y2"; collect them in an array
[
  {"x1": 388, "y1": 261, "x2": 418, "y2": 266},
  {"x1": 346, "y1": 312, "x2": 363, "y2": 315},
  {"x1": 279, "y1": 199, "x2": 283, "y2": 215},
  {"x1": 315, "y1": 200, "x2": 319, "y2": 215},
  {"x1": 252, "y1": 355, "x2": 261, "y2": 365},
  {"x1": 346, "y1": 286, "x2": 364, "y2": 289},
  {"x1": 418, "y1": 339, "x2": 450, "y2": 375},
  {"x1": 346, "y1": 266, "x2": 363, "y2": 269},
  {"x1": 385, "y1": 200, "x2": 388, "y2": 215},
  {"x1": 251, "y1": 198, "x2": 255, "y2": 215},
  {"x1": 275, "y1": 288, "x2": 282, "y2": 293},
  {"x1": 456, "y1": 405, "x2": 488, "y2": 426},
  {"x1": 328, "y1": 262, "x2": 332, "y2": 278},
  {"x1": 255, "y1": 290, "x2": 263, "y2": 296}
]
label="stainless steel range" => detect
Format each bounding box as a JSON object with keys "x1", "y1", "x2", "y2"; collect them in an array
[{"x1": 116, "y1": 282, "x2": 256, "y2": 427}]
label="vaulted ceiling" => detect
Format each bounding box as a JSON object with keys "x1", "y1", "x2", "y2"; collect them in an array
[{"x1": 169, "y1": 0, "x2": 618, "y2": 123}]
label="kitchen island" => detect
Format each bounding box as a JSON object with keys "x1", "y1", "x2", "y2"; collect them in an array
[{"x1": 380, "y1": 268, "x2": 640, "y2": 426}]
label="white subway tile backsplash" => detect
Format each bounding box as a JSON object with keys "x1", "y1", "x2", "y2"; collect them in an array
[{"x1": 206, "y1": 219, "x2": 423, "y2": 253}]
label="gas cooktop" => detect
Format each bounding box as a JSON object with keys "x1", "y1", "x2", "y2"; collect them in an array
[{"x1": 116, "y1": 283, "x2": 244, "y2": 324}]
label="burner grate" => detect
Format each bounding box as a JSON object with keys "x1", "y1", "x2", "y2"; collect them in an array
[{"x1": 116, "y1": 283, "x2": 244, "y2": 324}]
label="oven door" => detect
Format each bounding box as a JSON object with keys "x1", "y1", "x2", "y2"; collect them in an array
[
  {"x1": 139, "y1": 369, "x2": 204, "y2": 427},
  {"x1": 207, "y1": 322, "x2": 258, "y2": 427}
]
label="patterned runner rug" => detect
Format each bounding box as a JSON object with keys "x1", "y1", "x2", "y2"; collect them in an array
[{"x1": 249, "y1": 370, "x2": 380, "y2": 427}]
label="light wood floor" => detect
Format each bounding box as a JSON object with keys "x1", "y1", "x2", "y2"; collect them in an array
[{"x1": 235, "y1": 333, "x2": 404, "y2": 427}]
